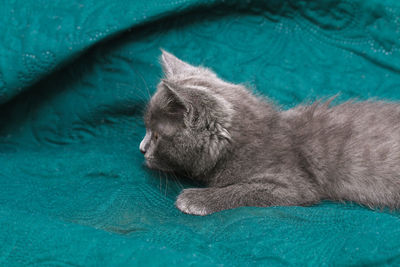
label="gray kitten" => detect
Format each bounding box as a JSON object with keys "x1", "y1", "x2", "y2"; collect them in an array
[{"x1": 140, "y1": 50, "x2": 400, "y2": 216}]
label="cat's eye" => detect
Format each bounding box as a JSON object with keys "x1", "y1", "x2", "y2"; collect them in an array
[{"x1": 153, "y1": 132, "x2": 159, "y2": 140}]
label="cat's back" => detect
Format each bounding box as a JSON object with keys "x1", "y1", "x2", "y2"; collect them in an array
[
  {"x1": 329, "y1": 101, "x2": 400, "y2": 141},
  {"x1": 282, "y1": 100, "x2": 400, "y2": 201},
  {"x1": 283, "y1": 100, "x2": 400, "y2": 139}
]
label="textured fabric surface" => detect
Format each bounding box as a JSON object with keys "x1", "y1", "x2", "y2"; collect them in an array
[{"x1": 1, "y1": 0, "x2": 400, "y2": 265}]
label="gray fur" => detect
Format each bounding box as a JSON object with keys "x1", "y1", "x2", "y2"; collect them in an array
[{"x1": 140, "y1": 50, "x2": 400, "y2": 215}]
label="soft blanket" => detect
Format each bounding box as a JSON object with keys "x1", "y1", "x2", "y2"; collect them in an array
[{"x1": 1, "y1": 0, "x2": 400, "y2": 265}]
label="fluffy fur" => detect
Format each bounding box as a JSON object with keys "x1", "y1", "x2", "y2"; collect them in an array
[{"x1": 140, "y1": 50, "x2": 400, "y2": 215}]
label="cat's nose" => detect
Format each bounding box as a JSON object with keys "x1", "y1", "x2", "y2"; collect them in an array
[
  {"x1": 139, "y1": 134, "x2": 150, "y2": 154},
  {"x1": 139, "y1": 141, "x2": 147, "y2": 154}
]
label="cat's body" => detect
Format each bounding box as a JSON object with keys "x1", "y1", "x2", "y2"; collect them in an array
[{"x1": 140, "y1": 50, "x2": 400, "y2": 215}]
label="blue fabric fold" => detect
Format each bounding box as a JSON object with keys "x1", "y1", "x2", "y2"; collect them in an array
[{"x1": 1, "y1": 0, "x2": 400, "y2": 265}]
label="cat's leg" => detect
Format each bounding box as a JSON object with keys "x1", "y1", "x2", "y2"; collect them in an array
[{"x1": 176, "y1": 182, "x2": 319, "y2": 215}]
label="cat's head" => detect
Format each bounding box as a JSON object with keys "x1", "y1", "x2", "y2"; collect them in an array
[{"x1": 140, "y1": 50, "x2": 234, "y2": 179}]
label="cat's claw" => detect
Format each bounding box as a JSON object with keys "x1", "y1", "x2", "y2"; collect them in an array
[{"x1": 176, "y1": 189, "x2": 210, "y2": 216}]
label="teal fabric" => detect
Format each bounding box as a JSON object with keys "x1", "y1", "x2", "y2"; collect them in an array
[{"x1": 1, "y1": 0, "x2": 400, "y2": 265}]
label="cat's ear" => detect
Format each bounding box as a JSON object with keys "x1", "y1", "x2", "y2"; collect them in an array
[
  {"x1": 162, "y1": 80, "x2": 189, "y2": 115},
  {"x1": 160, "y1": 49, "x2": 197, "y2": 78}
]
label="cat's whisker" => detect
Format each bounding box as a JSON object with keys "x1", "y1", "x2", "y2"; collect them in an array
[
  {"x1": 127, "y1": 78, "x2": 151, "y2": 104},
  {"x1": 170, "y1": 173, "x2": 181, "y2": 191},
  {"x1": 164, "y1": 172, "x2": 169, "y2": 197},
  {"x1": 133, "y1": 67, "x2": 152, "y2": 100},
  {"x1": 135, "y1": 87, "x2": 150, "y2": 103},
  {"x1": 158, "y1": 170, "x2": 162, "y2": 194},
  {"x1": 172, "y1": 172, "x2": 184, "y2": 190}
]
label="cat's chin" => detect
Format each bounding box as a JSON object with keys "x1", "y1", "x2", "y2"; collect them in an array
[{"x1": 145, "y1": 159, "x2": 173, "y2": 172}]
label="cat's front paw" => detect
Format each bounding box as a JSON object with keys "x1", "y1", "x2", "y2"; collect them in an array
[{"x1": 176, "y1": 188, "x2": 212, "y2": 216}]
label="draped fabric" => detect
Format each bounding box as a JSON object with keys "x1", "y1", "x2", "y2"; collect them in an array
[{"x1": 1, "y1": 0, "x2": 400, "y2": 265}]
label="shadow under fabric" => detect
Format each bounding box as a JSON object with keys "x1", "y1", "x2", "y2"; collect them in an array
[{"x1": 1, "y1": 0, "x2": 400, "y2": 265}]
